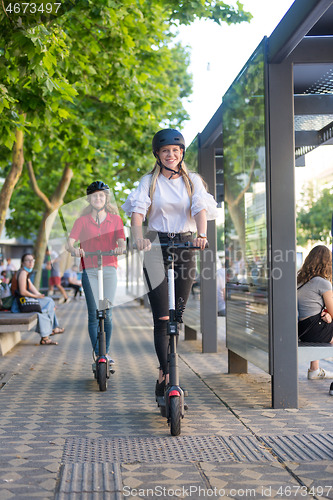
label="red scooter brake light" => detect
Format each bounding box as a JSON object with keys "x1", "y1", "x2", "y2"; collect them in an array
[{"x1": 169, "y1": 390, "x2": 180, "y2": 397}]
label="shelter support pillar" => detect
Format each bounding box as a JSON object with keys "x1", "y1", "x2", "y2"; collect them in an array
[
  {"x1": 198, "y1": 140, "x2": 217, "y2": 353},
  {"x1": 268, "y1": 61, "x2": 298, "y2": 408}
]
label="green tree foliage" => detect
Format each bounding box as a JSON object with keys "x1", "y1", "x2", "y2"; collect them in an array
[
  {"x1": 163, "y1": 0, "x2": 252, "y2": 25},
  {"x1": 0, "y1": 21, "x2": 76, "y2": 149},
  {"x1": 0, "y1": 16, "x2": 77, "y2": 236},
  {"x1": 1, "y1": 0, "x2": 251, "y2": 280},
  {"x1": 297, "y1": 187, "x2": 333, "y2": 246}
]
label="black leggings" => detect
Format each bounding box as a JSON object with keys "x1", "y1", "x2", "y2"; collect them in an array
[{"x1": 143, "y1": 234, "x2": 196, "y2": 374}]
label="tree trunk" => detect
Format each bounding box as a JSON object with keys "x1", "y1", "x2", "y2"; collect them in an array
[
  {"x1": 224, "y1": 180, "x2": 246, "y2": 261},
  {"x1": 0, "y1": 128, "x2": 25, "y2": 237},
  {"x1": 33, "y1": 209, "x2": 51, "y2": 288},
  {"x1": 224, "y1": 160, "x2": 255, "y2": 265},
  {"x1": 28, "y1": 162, "x2": 73, "y2": 288}
]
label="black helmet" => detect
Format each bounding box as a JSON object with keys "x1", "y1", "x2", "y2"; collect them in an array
[
  {"x1": 86, "y1": 181, "x2": 110, "y2": 196},
  {"x1": 152, "y1": 129, "x2": 185, "y2": 157}
]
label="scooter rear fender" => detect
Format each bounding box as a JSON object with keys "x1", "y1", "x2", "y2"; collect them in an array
[{"x1": 165, "y1": 385, "x2": 185, "y2": 418}]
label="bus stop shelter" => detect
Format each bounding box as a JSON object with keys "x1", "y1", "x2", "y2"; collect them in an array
[{"x1": 192, "y1": 0, "x2": 333, "y2": 408}]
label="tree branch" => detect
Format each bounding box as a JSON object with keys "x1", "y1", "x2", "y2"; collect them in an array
[
  {"x1": 50, "y1": 163, "x2": 74, "y2": 207},
  {"x1": 26, "y1": 160, "x2": 52, "y2": 211},
  {"x1": 1, "y1": 0, "x2": 14, "y2": 22}
]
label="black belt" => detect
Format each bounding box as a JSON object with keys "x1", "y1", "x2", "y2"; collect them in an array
[{"x1": 157, "y1": 231, "x2": 193, "y2": 241}]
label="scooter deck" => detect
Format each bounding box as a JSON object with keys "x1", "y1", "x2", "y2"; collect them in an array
[
  {"x1": 156, "y1": 395, "x2": 166, "y2": 407},
  {"x1": 156, "y1": 395, "x2": 167, "y2": 418}
]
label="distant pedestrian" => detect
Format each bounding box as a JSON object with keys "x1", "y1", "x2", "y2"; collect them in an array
[
  {"x1": 217, "y1": 263, "x2": 226, "y2": 317},
  {"x1": 297, "y1": 245, "x2": 333, "y2": 379},
  {"x1": 62, "y1": 265, "x2": 82, "y2": 299},
  {"x1": 1, "y1": 270, "x2": 10, "y2": 285},
  {"x1": 47, "y1": 251, "x2": 69, "y2": 303},
  {"x1": 6, "y1": 258, "x2": 16, "y2": 280}
]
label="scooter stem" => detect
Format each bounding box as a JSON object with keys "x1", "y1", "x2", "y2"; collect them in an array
[
  {"x1": 168, "y1": 268, "x2": 175, "y2": 311},
  {"x1": 97, "y1": 254, "x2": 104, "y2": 301},
  {"x1": 169, "y1": 336, "x2": 179, "y2": 386},
  {"x1": 97, "y1": 253, "x2": 106, "y2": 357}
]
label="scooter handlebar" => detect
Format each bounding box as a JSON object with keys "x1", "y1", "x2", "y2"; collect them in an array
[
  {"x1": 84, "y1": 250, "x2": 126, "y2": 256},
  {"x1": 68, "y1": 249, "x2": 126, "y2": 257}
]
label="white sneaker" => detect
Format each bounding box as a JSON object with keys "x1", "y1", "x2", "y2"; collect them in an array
[
  {"x1": 106, "y1": 354, "x2": 115, "y2": 364},
  {"x1": 308, "y1": 368, "x2": 333, "y2": 380}
]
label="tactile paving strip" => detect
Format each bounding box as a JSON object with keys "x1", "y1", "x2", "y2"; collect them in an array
[
  {"x1": 62, "y1": 436, "x2": 237, "y2": 463},
  {"x1": 62, "y1": 435, "x2": 276, "y2": 464},
  {"x1": 62, "y1": 434, "x2": 333, "y2": 465},
  {"x1": 260, "y1": 433, "x2": 333, "y2": 462},
  {"x1": 220, "y1": 436, "x2": 276, "y2": 462},
  {"x1": 55, "y1": 463, "x2": 123, "y2": 500}
]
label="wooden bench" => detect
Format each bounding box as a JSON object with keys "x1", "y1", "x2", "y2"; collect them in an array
[
  {"x1": 298, "y1": 341, "x2": 333, "y2": 364},
  {"x1": 183, "y1": 301, "x2": 200, "y2": 341},
  {"x1": 0, "y1": 312, "x2": 38, "y2": 356}
]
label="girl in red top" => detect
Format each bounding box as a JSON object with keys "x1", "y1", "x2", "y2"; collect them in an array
[{"x1": 68, "y1": 181, "x2": 125, "y2": 362}]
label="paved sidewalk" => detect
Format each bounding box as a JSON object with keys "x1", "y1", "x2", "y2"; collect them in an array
[{"x1": 0, "y1": 299, "x2": 332, "y2": 500}]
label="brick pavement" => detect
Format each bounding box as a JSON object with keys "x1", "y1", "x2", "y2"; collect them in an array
[{"x1": 0, "y1": 299, "x2": 332, "y2": 499}]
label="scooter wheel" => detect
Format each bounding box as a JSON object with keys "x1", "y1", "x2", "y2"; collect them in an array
[
  {"x1": 97, "y1": 362, "x2": 107, "y2": 392},
  {"x1": 169, "y1": 396, "x2": 181, "y2": 436}
]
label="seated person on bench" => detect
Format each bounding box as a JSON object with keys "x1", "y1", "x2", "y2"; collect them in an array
[
  {"x1": 297, "y1": 245, "x2": 333, "y2": 380},
  {"x1": 11, "y1": 253, "x2": 65, "y2": 345}
]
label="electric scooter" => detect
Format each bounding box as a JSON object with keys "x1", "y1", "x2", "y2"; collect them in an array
[
  {"x1": 74, "y1": 250, "x2": 124, "y2": 391},
  {"x1": 155, "y1": 240, "x2": 205, "y2": 436}
]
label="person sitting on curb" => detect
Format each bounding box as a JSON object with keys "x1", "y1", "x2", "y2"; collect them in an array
[{"x1": 297, "y1": 245, "x2": 333, "y2": 379}]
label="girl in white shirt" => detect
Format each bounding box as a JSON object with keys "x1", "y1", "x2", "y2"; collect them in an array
[{"x1": 122, "y1": 129, "x2": 217, "y2": 396}]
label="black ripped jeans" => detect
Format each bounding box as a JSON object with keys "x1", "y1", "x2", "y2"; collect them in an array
[{"x1": 143, "y1": 233, "x2": 196, "y2": 375}]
